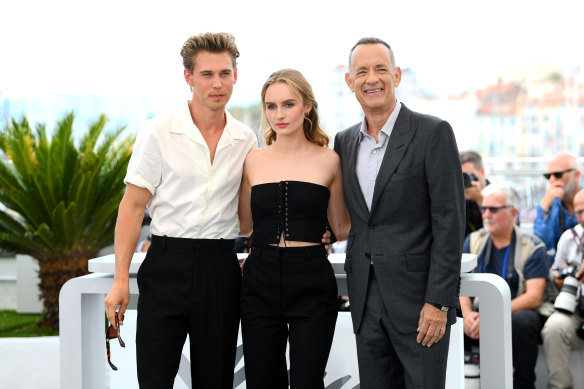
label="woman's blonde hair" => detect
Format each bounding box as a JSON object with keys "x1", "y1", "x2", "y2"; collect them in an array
[{"x1": 260, "y1": 69, "x2": 329, "y2": 147}]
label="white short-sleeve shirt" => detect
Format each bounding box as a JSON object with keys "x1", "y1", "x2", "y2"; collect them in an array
[{"x1": 124, "y1": 102, "x2": 257, "y2": 239}]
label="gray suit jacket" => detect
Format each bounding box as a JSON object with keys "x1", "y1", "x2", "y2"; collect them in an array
[{"x1": 334, "y1": 104, "x2": 465, "y2": 334}]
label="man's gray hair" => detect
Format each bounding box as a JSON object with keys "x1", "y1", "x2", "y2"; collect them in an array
[{"x1": 482, "y1": 182, "x2": 520, "y2": 210}]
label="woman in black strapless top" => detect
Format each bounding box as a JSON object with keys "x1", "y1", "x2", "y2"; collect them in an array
[{"x1": 238, "y1": 69, "x2": 351, "y2": 389}]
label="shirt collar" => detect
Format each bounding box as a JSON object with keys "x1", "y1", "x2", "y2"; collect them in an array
[
  {"x1": 170, "y1": 101, "x2": 248, "y2": 144},
  {"x1": 358, "y1": 100, "x2": 402, "y2": 142}
]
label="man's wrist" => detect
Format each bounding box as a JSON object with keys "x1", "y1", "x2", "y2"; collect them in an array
[{"x1": 428, "y1": 302, "x2": 450, "y2": 312}]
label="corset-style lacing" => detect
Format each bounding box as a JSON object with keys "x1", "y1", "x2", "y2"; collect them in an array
[{"x1": 276, "y1": 181, "x2": 290, "y2": 247}]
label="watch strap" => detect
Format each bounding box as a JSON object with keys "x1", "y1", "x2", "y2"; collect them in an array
[{"x1": 429, "y1": 302, "x2": 449, "y2": 312}]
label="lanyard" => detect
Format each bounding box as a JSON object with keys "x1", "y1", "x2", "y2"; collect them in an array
[
  {"x1": 569, "y1": 227, "x2": 584, "y2": 256},
  {"x1": 484, "y1": 244, "x2": 511, "y2": 279}
]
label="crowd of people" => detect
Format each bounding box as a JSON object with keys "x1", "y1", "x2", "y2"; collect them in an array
[
  {"x1": 460, "y1": 151, "x2": 583, "y2": 389},
  {"x1": 101, "y1": 31, "x2": 582, "y2": 389}
]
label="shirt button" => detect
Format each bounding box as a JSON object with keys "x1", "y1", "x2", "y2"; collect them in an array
[{"x1": 369, "y1": 224, "x2": 375, "y2": 230}]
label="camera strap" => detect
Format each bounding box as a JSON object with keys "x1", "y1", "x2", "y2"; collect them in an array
[
  {"x1": 569, "y1": 227, "x2": 584, "y2": 255},
  {"x1": 559, "y1": 208, "x2": 566, "y2": 233}
]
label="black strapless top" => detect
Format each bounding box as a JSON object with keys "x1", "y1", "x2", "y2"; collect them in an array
[{"x1": 251, "y1": 181, "x2": 330, "y2": 244}]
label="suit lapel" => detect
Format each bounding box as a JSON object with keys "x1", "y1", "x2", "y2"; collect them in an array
[
  {"x1": 369, "y1": 105, "x2": 415, "y2": 216},
  {"x1": 347, "y1": 126, "x2": 370, "y2": 216}
]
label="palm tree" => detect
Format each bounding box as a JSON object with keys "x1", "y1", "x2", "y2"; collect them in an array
[{"x1": 0, "y1": 112, "x2": 133, "y2": 330}]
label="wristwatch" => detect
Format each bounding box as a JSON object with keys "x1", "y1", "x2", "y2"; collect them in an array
[{"x1": 429, "y1": 302, "x2": 449, "y2": 312}]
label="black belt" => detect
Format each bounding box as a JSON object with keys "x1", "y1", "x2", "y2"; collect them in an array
[{"x1": 151, "y1": 235, "x2": 235, "y2": 250}]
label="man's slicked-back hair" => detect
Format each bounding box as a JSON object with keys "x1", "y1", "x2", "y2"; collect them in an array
[
  {"x1": 348, "y1": 37, "x2": 396, "y2": 70},
  {"x1": 180, "y1": 32, "x2": 240, "y2": 73}
]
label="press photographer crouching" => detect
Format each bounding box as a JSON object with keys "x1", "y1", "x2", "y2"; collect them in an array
[{"x1": 541, "y1": 188, "x2": 584, "y2": 389}]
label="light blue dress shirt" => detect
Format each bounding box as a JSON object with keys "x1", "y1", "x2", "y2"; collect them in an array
[{"x1": 356, "y1": 101, "x2": 402, "y2": 211}]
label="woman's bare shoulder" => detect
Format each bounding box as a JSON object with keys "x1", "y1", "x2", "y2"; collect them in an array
[
  {"x1": 315, "y1": 146, "x2": 341, "y2": 167},
  {"x1": 245, "y1": 147, "x2": 268, "y2": 164}
]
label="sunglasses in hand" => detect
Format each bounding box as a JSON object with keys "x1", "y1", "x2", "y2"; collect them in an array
[{"x1": 106, "y1": 312, "x2": 125, "y2": 371}]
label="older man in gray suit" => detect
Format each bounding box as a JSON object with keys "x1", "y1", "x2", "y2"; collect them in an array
[{"x1": 333, "y1": 38, "x2": 465, "y2": 388}]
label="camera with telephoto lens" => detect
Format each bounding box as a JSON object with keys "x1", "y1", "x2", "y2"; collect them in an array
[
  {"x1": 463, "y1": 172, "x2": 477, "y2": 189},
  {"x1": 554, "y1": 266, "x2": 584, "y2": 318}
]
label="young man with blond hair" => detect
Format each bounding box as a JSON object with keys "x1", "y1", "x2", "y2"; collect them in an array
[{"x1": 104, "y1": 32, "x2": 256, "y2": 388}]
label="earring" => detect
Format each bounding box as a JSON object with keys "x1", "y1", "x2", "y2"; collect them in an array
[{"x1": 190, "y1": 86, "x2": 193, "y2": 93}]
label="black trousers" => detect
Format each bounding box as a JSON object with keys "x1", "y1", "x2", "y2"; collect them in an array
[
  {"x1": 135, "y1": 235, "x2": 241, "y2": 389},
  {"x1": 464, "y1": 309, "x2": 544, "y2": 389},
  {"x1": 240, "y1": 244, "x2": 338, "y2": 389}
]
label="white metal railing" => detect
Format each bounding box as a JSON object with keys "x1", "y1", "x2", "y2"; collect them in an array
[{"x1": 59, "y1": 252, "x2": 514, "y2": 389}]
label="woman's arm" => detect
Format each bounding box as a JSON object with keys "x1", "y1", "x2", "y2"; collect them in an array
[
  {"x1": 327, "y1": 153, "x2": 351, "y2": 241},
  {"x1": 238, "y1": 157, "x2": 253, "y2": 237}
]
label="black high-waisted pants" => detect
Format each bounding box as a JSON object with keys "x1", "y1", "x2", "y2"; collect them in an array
[
  {"x1": 240, "y1": 244, "x2": 338, "y2": 389},
  {"x1": 136, "y1": 235, "x2": 241, "y2": 389}
]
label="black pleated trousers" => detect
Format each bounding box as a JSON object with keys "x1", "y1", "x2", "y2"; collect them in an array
[
  {"x1": 240, "y1": 244, "x2": 338, "y2": 389},
  {"x1": 135, "y1": 235, "x2": 241, "y2": 389}
]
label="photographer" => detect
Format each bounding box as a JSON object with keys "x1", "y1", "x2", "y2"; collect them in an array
[
  {"x1": 534, "y1": 153, "x2": 580, "y2": 265},
  {"x1": 460, "y1": 151, "x2": 489, "y2": 237},
  {"x1": 541, "y1": 189, "x2": 584, "y2": 389},
  {"x1": 461, "y1": 182, "x2": 550, "y2": 388}
]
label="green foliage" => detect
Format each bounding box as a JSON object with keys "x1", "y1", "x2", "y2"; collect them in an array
[
  {"x1": 0, "y1": 310, "x2": 59, "y2": 337},
  {"x1": 0, "y1": 112, "x2": 133, "y2": 329},
  {"x1": 0, "y1": 112, "x2": 132, "y2": 260}
]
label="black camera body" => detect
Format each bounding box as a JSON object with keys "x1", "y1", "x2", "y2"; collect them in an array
[
  {"x1": 463, "y1": 172, "x2": 477, "y2": 189},
  {"x1": 558, "y1": 266, "x2": 580, "y2": 280}
]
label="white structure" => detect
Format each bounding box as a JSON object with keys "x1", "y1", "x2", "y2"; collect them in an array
[
  {"x1": 59, "y1": 252, "x2": 516, "y2": 389},
  {"x1": 0, "y1": 254, "x2": 43, "y2": 312}
]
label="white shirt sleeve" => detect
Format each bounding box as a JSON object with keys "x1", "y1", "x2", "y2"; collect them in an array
[
  {"x1": 550, "y1": 229, "x2": 572, "y2": 281},
  {"x1": 124, "y1": 123, "x2": 162, "y2": 195}
]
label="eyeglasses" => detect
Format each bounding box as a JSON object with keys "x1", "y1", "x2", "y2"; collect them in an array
[
  {"x1": 106, "y1": 312, "x2": 125, "y2": 371},
  {"x1": 479, "y1": 205, "x2": 513, "y2": 214},
  {"x1": 543, "y1": 169, "x2": 575, "y2": 180}
]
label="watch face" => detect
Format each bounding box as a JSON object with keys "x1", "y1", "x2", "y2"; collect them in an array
[{"x1": 441, "y1": 306, "x2": 449, "y2": 312}]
